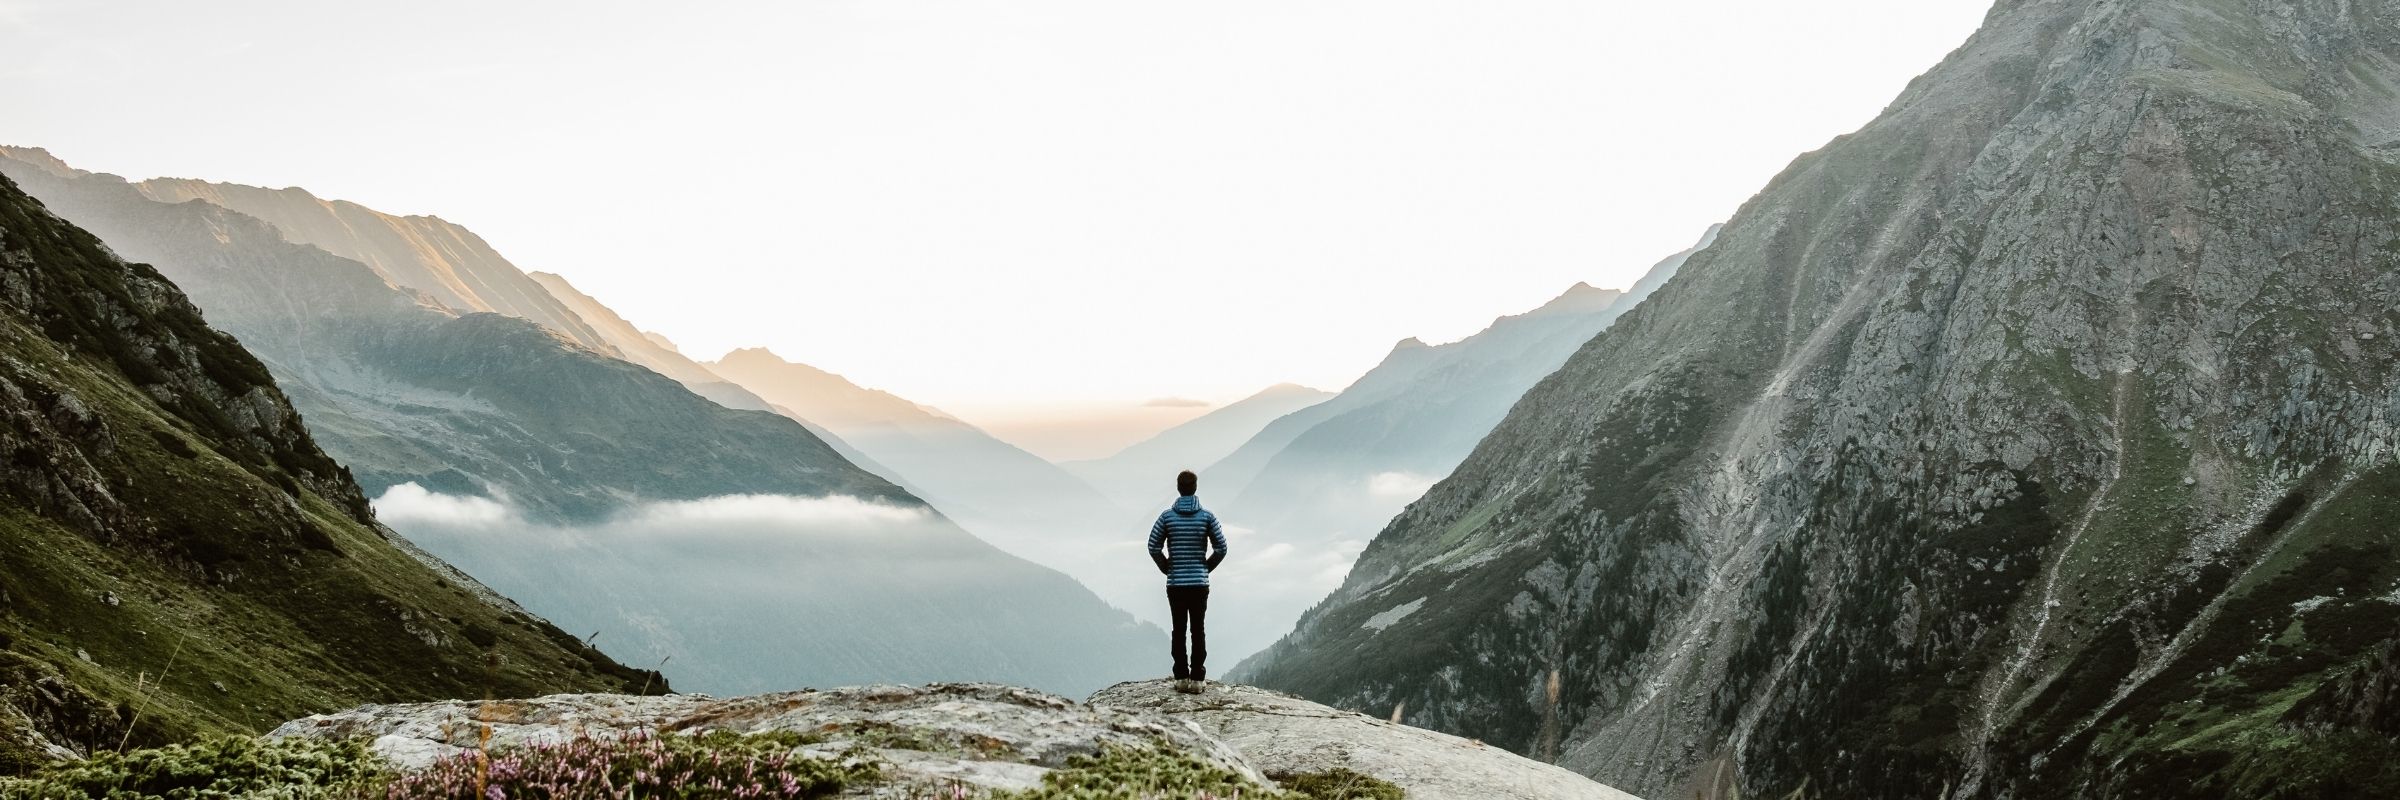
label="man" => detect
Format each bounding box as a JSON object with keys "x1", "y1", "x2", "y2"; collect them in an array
[{"x1": 1148, "y1": 469, "x2": 1228, "y2": 684}]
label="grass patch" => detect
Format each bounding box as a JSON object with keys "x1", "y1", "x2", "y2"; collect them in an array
[
  {"x1": 0, "y1": 735, "x2": 385, "y2": 800},
  {"x1": 998, "y1": 745, "x2": 1303, "y2": 800},
  {"x1": 1273, "y1": 767, "x2": 1406, "y2": 800}
]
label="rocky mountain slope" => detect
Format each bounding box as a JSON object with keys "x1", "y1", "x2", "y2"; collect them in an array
[
  {"x1": 0, "y1": 170, "x2": 653, "y2": 772},
  {"x1": 1065, "y1": 383, "x2": 1334, "y2": 511},
  {"x1": 126, "y1": 173, "x2": 614, "y2": 352},
  {"x1": 0, "y1": 149, "x2": 1161, "y2": 699},
  {"x1": 1194, "y1": 231, "x2": 1715, "y2": 664},
  {"x1": 267, "y1": 680, "x2": 1640, "y2": 799},
  {"x1": 1241, "y1": 0, "x2": 2400, "y2": 797}
]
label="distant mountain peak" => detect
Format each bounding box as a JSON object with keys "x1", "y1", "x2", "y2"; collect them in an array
[
  {"x1": 642, "y1": 330, "x2": 682, "y2": 353},
  {"x1": 1521, "y1": 281, "x2": 1626, "y2": 319},
  {"x1": 720, "y1": 346, "x2": 786, "y2": 363},
  {"x1": 0, "y1": 145, "x2": 85, "y2": 179},
  {"x1": 1391, "y1": 336, "x2": 1429, "y2": 352},
  {"x1": 1256, "y1": 382, "x2": 1329, "y2": 397}
]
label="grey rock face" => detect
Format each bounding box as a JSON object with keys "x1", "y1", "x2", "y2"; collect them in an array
[
  {"x1": 1091, "y1": 680, "x2": 1641, "y2": 800},
  {"x1": 1244, "y1": 0, "x2": 2400, "y2": 797}
]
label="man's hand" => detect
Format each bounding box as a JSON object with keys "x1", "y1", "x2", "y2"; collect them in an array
[{"x1": 1153, "y1": 555, "x2": 1172, "y2": 575}]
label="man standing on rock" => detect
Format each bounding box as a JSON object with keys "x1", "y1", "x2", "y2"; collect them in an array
[{"x1": 1148, "y1": 470, "x2": 1229, "y2": 686}]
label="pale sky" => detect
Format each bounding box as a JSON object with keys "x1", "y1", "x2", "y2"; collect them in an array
[{"x1": 0, "y1": 1, "x2": 1992, "y2": 427}]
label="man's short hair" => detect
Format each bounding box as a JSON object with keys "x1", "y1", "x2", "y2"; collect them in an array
[{"x1": 1177, "y1": 470, "x2": 1198, "y2": 497}]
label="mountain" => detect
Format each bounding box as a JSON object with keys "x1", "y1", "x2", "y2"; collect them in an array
[
  {"x1": 0, "y1": 148, "x2": 1160, "y2": 698},
  {"x1": 130, "y1": 176, "x2": 615, "y2": 352},
  {"x1": 0, "y1": 169, "x2": 653, "y2": 771},
  {"x1": 705, "y1": 348, "x2": 1157, "y2": 618},
  {"x1": 1240, "y1": 1, "x2": 2400, "y2": 797},
  {"x1": 0, "y1": 149, "x2": 900, "y2": 523},
  {"x1": 1064, "y1": 383, "x2": 1335, "y2": 510},
  {"x1": 523, "y1": 270, "x2": 775, "y2": 412},
  {"x1": 1189, "y1": 232, "x2": 1714, "y2": 664}
]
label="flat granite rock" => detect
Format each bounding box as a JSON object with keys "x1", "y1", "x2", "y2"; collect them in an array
[
  {"x1": 1091, "y1": 680, "x2": 1643, "y2": 800},
  {"x1": 268, "y1": 683, "x2": 1259, "y2": 795}
]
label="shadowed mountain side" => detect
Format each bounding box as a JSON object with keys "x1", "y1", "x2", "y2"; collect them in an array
[{"x1": 0, "y1": 169, "x2": 653, "y2": 767}]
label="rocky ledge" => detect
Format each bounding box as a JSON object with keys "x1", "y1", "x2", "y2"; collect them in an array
[
  {"x1": 266, "y1": 680, "x2": 1641, "y2": 799},
  {"x1": 1092, "y1": 681, "x2": 1639, "y2": 800}
]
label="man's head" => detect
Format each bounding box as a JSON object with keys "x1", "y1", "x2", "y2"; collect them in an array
[{"x1": 1177, "y1": 470, "x2": 1198, "y2": 497}]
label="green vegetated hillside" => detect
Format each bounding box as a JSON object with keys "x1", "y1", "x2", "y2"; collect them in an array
[
  {"x1": 0, "y1": 172, "x2": 650, "y2": 773},
  {"x1": 1242, "y1": 0, "x2": 2400, "y2": 797}
]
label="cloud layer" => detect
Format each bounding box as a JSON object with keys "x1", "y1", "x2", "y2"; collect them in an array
[{"x1": 370, "y1": 484, "x2": 1155, "y2": 696}]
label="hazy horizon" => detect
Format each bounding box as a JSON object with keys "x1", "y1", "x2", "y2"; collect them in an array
[{"x1": 0, "y1": 0, "x2": 1991, "y2": 429}]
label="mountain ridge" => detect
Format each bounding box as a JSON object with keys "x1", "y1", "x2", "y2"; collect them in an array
[{"x1": 128, "y1": 173, "x2": 616, "y2": 353}]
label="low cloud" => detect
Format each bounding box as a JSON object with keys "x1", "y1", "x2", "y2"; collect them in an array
[
  {"x1": 366, "y1": 485, "x2": 997, "y2": 694},
  {"x1": 1366, "y1": 471, "x2": 1438, "y2": 500},
  {"x1": 621, "y1": 493, "x2": 932, "y2": 528},
  {"x1": 376, "y1": 482, "x2": 512, "y2": 525}
]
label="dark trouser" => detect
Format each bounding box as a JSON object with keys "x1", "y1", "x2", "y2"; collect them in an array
[{"x1": 1168, "y1": 585, "x2": 1210, "y2": 680}]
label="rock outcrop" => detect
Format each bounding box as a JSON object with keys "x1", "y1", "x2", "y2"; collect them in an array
[
  {"x1": 269, "y1": 681, "x2": 1643, "y2": 798},
  {"x1": 271, "y1": 684, "x2": 1262, "y2": 794},
  {"x1": 1092, "y1": 681, "x2": 1639, "y2": 800}
]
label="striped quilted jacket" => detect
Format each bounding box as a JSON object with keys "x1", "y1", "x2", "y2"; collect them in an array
[{"x1": 1147, "y1": 495, "x2": 1228, "y2": 587}]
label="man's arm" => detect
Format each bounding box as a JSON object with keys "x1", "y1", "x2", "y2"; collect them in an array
[
  {"x1": 1204, "y1": 514, "x2": 1228, "y2": 572},
  {"x1": 1148, "y1": 514, "x2": 1172, "y2": 574}
]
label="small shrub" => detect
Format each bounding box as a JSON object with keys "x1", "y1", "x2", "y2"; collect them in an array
[
  {"x1": 382, "y1": 729, "x2": 871, "y2": 799},
  {"x1": 999, "y1": 745, "x2": 1304, "y2": 800},
  {"x1": 1276, "y1": 768, "x2": 1405, "y2": 800},
  {"x1": 0, "y1": 735, "x2": 385, "y2": 799}
]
